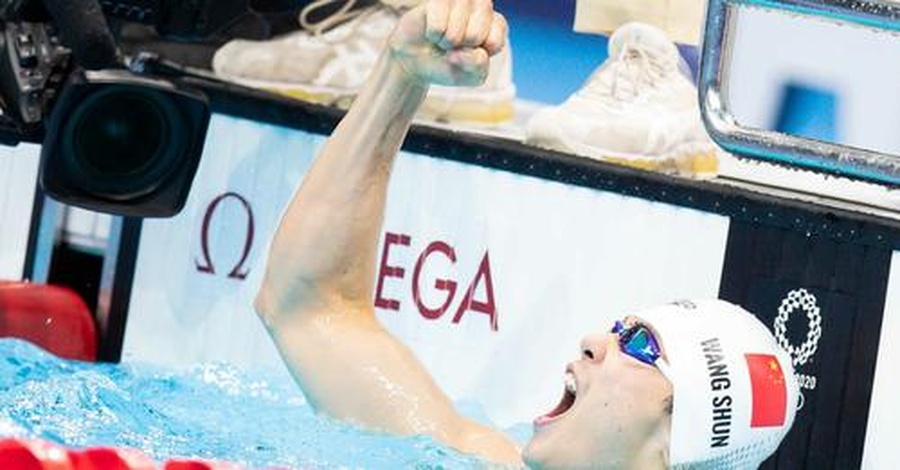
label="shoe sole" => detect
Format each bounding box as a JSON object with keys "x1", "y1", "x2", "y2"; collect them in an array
[
  {"x1": 219, "y1": 74, "x2": 516, "y2": 126},
  {"x1": 528, "y1": 134, "x2": 720, "y2": 179},
  {"x1": 604, "y1": 150, "x2": 719, "y2": 179}
]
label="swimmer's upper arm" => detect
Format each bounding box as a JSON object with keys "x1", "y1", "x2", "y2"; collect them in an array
[{"x1": 254, "y1": 297, "x2": 519, "y2": 464}]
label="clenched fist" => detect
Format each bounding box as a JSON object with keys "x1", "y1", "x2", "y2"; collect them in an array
[{"x1": 388, "y1": 0, "x2": 508, "y2": 87}]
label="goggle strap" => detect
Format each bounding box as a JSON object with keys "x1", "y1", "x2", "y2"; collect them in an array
[{"x1": 655, "y1": 357, "x2": 673, "y2": 382}]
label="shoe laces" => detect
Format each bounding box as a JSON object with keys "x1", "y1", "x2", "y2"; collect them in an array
[
  {"x1": 299, "y1": 0, "x2": 366, "y2": 35},
  {"x1": 582, "y1": 42, "x2": 672, "y2": 105},
  {"x1": 298, "y1": 0, "x2": 410, "y2": 36}
]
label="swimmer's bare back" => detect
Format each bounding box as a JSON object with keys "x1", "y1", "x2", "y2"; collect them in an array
[{"x1": 255, "y1": 0, "x2": 520, "y2": 465}]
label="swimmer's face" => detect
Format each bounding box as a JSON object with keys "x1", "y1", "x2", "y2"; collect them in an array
[{"x1": 523, "y1": 317, "x2": 673, "y2": 469}]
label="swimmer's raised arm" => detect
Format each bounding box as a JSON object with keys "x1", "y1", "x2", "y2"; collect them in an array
[{"x1": 255, "y1": 0, "x2": 519, "y2": 465}]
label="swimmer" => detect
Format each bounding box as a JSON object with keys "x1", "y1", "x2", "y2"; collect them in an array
[{"x1": 255, "y1": 1, "x2": 799, "y2": 467}]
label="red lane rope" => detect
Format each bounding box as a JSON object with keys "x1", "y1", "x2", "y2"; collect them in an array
[{"x1": 0, "y1": 439, "x2": 246, "y2": 470}]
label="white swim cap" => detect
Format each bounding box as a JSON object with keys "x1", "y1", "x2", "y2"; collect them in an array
[{"x1": 636, "y1": 299, "x2": 799, "y2": 469}]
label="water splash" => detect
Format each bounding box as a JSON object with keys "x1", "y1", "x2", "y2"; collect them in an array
[{"x1": 0, "y1": 339, "x2": 506, "y2": 469}]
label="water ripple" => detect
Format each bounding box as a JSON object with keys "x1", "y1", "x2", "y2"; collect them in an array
[{"x1": 0, "y1": 339, "x2": 495, "y2": 469}]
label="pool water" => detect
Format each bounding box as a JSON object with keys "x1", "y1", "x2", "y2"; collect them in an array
[{"x1": 0, "y1": 339, "x2": 530, "y2": 469}]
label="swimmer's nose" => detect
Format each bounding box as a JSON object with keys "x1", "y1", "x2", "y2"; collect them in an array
[{"x1": 580, "y1": 333, "x2": 616, "y2": 362}]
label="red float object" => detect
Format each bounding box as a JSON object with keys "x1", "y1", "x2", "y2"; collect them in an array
[
  {"x1": 0, "y1": 439, "x2": 74, "y2": 470},
  {"x1": 71, "y1": 447, "x2": 156, "y2": 470},
  {"x1": 164, "y1": 460, "x2": 243, "y2": 470},
  {"x1": 0, "y1": 439, "x2": 251, "y2": 470},
  {"x1": 0, "y1": 282, "x2": 97, "y2": 361}
]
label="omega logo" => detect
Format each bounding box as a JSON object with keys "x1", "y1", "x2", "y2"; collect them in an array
[
  {"x1": 375, "y1": 231, "x2": 499, "y2": 331},
  {"x1": 195, "y1": 192, "x2": 256, "y2": 280}
]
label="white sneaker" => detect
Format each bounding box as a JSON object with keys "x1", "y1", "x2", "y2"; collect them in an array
[
  {"x1": 525, "y1": 22, "x2": 718, "y2": 178},
  {"x1": 212, "y1": 0, "x2": 516, "y2": 126}
]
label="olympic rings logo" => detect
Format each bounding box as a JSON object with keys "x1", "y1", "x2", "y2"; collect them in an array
[{"x1": 774, "y1": 288, "x2": 823, "y2": 367}]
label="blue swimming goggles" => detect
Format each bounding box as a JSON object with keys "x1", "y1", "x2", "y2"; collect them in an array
[{"x1": 611, "y1": 320, "x2": 664, "y2": 366}]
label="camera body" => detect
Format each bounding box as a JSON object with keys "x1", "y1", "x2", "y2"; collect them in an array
[
  {"x1": 0, "y1": 0, "x2": 244, "y2": 216},
  {"x1": 0, "y1": 18, "x2": 71, "y2": 143},
  {"x1": 0, "y1": 0, "x2": 244, "y2": 143}
]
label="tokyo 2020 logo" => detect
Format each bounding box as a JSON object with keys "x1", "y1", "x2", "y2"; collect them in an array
[
  {"x1": 773, "y1": 288, "x2": 822, "y2": 408},
  {"x1": 774, "y1": 288, "x2": 822, "y2": 367}
]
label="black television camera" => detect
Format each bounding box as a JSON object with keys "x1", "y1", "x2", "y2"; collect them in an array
[{"x1": 0, "y1": 0, "x2": 267, "y2": 217}]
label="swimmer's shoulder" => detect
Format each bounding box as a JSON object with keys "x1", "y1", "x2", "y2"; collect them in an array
[{"x1": 453, "y1": 418, "x2": 522, "y2": 467}]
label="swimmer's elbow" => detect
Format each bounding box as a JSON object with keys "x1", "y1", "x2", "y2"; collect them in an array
[
  {"x1": 255, "y1": 246, "x2": 316, "y2": 321},
  {"x1": 253, "y1": 285, "x2": 278, "y2": 328},
  {"x1": 253, "y1": 274, "x2": 303, "y2": 325},
  {"x1": 254, "y1": 274, "x2": 345, "y2": 326}
]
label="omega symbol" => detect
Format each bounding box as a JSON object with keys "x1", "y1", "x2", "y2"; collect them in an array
[{"x1": 195, "y1": 192, "x2": 256, "y2": 280}]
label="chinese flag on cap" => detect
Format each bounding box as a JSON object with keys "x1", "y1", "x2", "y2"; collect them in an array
[{"x1": 745, "y1": 353, "x2": 788, "y2": 427}]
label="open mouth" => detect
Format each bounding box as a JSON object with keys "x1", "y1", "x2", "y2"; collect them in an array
[{"x1": 534, "y1": 369, "x2": 577, "y2": 427}]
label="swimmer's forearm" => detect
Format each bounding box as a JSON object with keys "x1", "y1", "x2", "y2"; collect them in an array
[{"x1": 259, "y1": 52, "x2": 427, "y2": 315}]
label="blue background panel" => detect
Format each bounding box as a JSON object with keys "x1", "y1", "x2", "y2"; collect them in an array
[{"x1": 496, "y1": 0, "x2": 610, "y2": 104}]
